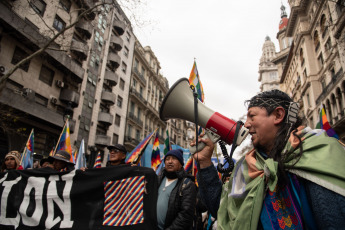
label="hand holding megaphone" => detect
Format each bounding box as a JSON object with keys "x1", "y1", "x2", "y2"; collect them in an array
[{"x1": 159, "y1": 78, "x2": 249, "y2": 154}]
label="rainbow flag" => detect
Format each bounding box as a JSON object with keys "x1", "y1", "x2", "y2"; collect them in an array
[
  {"x1": 21, "y1": 129, "x2": 34, "y2": 169},
  {"x1": 125, "y1": 129, "x2": 157, "y2": 164},
  {"x1": 184, "y1": 154, "x2": 193, "y2": 172},
  {"x1": 189, "y1": 61, "x2": 204, "y2": 102},
  {"x1": 93, "y1": 151, "x2": 102, "y2": 168},
  {"x1": 151, "y1": 133, "x2": 161, "y2": 170},
  {"x1": 56, "y1": 119, "x2": 73, "y2": 162},
  {"x1": 315, "y1": 106, "x2": 339, "y2": 139}
]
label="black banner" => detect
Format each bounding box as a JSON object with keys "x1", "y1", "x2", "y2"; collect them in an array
[{"x1": 0, "y1": 165, "x2": 158, "y2": 230}]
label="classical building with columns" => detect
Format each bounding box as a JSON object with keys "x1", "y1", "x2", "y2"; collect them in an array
[{"x1": 278, "y1": 1, "x2": 345, "y2": 140}]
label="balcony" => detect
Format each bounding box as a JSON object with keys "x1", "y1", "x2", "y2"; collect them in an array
[
  {"x1": 101, "y1": 91, "x2": 116, "y2": 105},
  {"x1": 128, "y1": 112, "x2": 143, "y2": 127},
  {"x1": 133, "y1": 67, "x2": 146, "y2": 85},
  {"x1": 316, "y1": 68, "x2": 344, "y2": 105},
  {"x1": 107, "y1": 52, "x2": 120, "y2": 70},
  {"x1": 75, "y1": 19, "x2": 92, "y2": 40},
  {"x1": 98, "y1": 112, "x2": 113, "y2": 126},
  {"x1": 59, "y1": 88, "x2": 80, "y2": 107},
  {"x1": 70, "y1": 40, "x2": 88, "y2": 61},
  {"x1": 113, "y1": 20, "x2": 126, "y2": 36},
  {"x1": 129, "y1": 87, "x2": 146, "y2": 106},
  {"x1": 104, "y1": 70, "x2": 118, "y2": 87},
  {"x1": 110, "y1": 36, "x2": 123, "y2": 51},
  {"x1": 75, "y1": 0, "x2": 96, "y2": 20},
  {"x1": 95, "y1": 135, "x2": 111, "y2": 146}
]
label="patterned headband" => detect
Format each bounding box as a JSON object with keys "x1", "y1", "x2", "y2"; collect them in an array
[{"x1": 247, "y1": 98, "x2": 291, "y2": 110}]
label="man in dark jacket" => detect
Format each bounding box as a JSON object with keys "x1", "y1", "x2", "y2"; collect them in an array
[{"x1": 157, "y1": 149, "x2": 197, "y2": 230}]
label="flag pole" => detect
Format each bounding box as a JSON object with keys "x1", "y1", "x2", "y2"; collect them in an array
[
  {"x1": 54, "y1": 118, "x2": 68, "y2": 156},
  {"x1": 20, "y1": 128, "x2": 34, "y2": 165}
]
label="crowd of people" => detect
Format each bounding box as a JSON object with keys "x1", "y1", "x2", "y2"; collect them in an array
[{"x1": 1, "y1": 89, "x2": 345, "y2": 229}]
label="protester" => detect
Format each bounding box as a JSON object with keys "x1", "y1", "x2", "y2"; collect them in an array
[
  {"x1": 40, "y1": 158, "x2": 53, "y2": 169},
  {"x1": 193, "y1": 89, "x2": 345, "y2": 229},
  {"x1": 106, "y1": 144, "x2": 127, "y2": 166},
  {"x1": 157, "y1": 149, "x2": 196, "y2": 230},
  {"x1": 1, "y1": 151, "x2": 23, "y2": 172},
  {"x1": 48, "y1": 150, "x2": 75, "y2": 171}
]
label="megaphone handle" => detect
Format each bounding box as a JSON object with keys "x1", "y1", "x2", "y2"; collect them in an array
[{"x1": 189, "y1": 130, "x2": 220, "y2": 154}]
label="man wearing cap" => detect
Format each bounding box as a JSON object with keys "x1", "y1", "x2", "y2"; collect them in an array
[
  {"x1": 157, "y1": 149, "x2": 196, "y2": 230},
  {"x1": 1, "y1": 151, "x2": 23, "y2": 172},
  {"x1": 48, "y1": 150, "x2": 75, "y2": 171},
  {"x1": 193, "y1": 89, "x2": 345, "y2": 229},
  {"x1": 106, "y1": 144, "x2": 127, "y2": 166}
]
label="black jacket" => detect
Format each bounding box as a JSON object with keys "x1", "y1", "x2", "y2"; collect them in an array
[{"x1": 158, "y1": 168, "x2": 197, "y2": 230}]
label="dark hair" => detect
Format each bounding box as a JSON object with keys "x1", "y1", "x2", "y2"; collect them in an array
[{"x1": 245, "y1": 90, "x2": 303, "y2": 190}]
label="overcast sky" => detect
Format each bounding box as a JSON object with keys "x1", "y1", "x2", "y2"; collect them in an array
[{"x1": 132, "y1": 0, "x2": 290, "y2": 121}]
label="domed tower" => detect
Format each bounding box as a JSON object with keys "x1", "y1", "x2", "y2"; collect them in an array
[
  {"x1": 277, "y1": 3, "x2": 292, "y2": 50},
  {"x1": 258, "y1": 36, "x2": 279, "y2": 92}
]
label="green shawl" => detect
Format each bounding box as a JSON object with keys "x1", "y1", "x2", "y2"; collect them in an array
[{"x1": 217, "y1": 127, "x2": 345, "y2": 230}]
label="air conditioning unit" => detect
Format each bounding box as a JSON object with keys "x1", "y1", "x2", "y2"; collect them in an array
[
  {"x1": 56, "y1": 80, "x2": 64, "y2": 88},
  {"x1": 50, "y1": 96, "x2": 58, "y2": 105},
  {"x1": 0, "y1": 65, "x2": 7, "y2": 77}
]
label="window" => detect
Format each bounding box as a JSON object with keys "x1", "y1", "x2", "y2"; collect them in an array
[
  {"x1": 318, "y1": 53, "x2": 324, "y2": 67},
  {"x1": 11, "y1": 47, "x2": 30, "y2": 72},
  {"x1": 126, "y1": 32, "x2": 131, "y2": 42},
  {"x1": 117, "y1": 96, "x2": 123, "y2": 108},
  {"x1": 313, "y1": 30, "x2": 320, "y2": 51},
  {"x1": 122, "y1": 62, "x2": 127, "y2": 73},
  {"x1": 59, "y1": 0, "x2": 71, "y2": 12},
  {"x1": 132, "y1": 79, "x2": 137, "y2": 87},
  {"x1": 119, "y1": 78, "x2": 125, "y2": 90},
  {"x1": 30, "y1": 0, "x2": 46, "y2": 16},
  {"x1": 39, "y1": 65, "x2": 54, "y2": 85},
  {"x1": 112, "y1": 134, "x2": 119, "y2": 145},
  {"x1": 124, "y1": 46, "x2": 129, "y2": 57},
  {"x1": 35, "y1": 93, "x2": 48, "y2": 107},
  {"x1": 136, "y1": 129, "x2": 140, "y2": 140},
  {"x1": 134, "y1": 58, "x2": 138, "y2": 69},
  {"x1": 53, "y1": 15, "x2": 66, "y2": 32},
  {"x1": 127, "y1": 124, "x2": 132, "y2": 136},
  {"x1": 115, "y1": 114, "x2": 121, "y2": 126},
  {"x1": 306, "y1": 94, "x2": 310, "y2": 106},
  {"x1": 299, "y1": 48, "x2": 304, "y2": 66}
]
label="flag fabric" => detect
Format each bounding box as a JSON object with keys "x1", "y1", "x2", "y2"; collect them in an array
[
  {"x1": 93, "y1": 152, "x2": 102, "y2": 168},
  {"x1": 125, "y1": 129, "x2": 157, "y2": 164},
  {"x1": 103, "y1": 176, "x2": 145, "y2": 226},
  {"x1": 164, "y1": 130, "x2": 171, "y2": 155},
  {"x1": 155, "y1": 162, "x2": 164, "y2": 175},
  {"x1": 315, "y1": 106, "x2": 339, "y2": 139},
  {"x1": 49, "y1": 148, "x2": 54, "y2": 157},
  {"x1": 56, "y1": 119, "x2": 73, "y2": 162},
  {"x1": 189, "y1": 61, "x2": 204, "y2": 102},
  {"x1": 184, "y1": 154, "x2": 193, "y2": 172},
  {"x1": 21, "y1": 129, "x2": 34, "y2": 169},
  {"x1": 151, "y1": 133, "x2": 161, "y2": 170},
  {"x1": 75, "y1": 139, "x2": 86, "y2": 169}
]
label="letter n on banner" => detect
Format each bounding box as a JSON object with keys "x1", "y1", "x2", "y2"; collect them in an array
[{"x1": 103, "y1": 176, "x2": 145, "y2": 226}]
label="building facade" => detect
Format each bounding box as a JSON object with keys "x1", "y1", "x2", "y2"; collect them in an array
[
  {"x1": 278, "y1": 1, "x2": 345, "y2": 140},
  {"x1": 0, "y1": 0, "x2": 135, "y2": 163}
]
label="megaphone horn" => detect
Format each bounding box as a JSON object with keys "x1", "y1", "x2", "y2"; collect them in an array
[{"x1": 159, "y1": 78, "x2": 249, "y2": 150}]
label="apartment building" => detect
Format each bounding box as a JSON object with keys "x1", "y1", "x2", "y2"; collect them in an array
[{"x1": 0, "y1": 0, "x2": 134, "y2": 163}]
